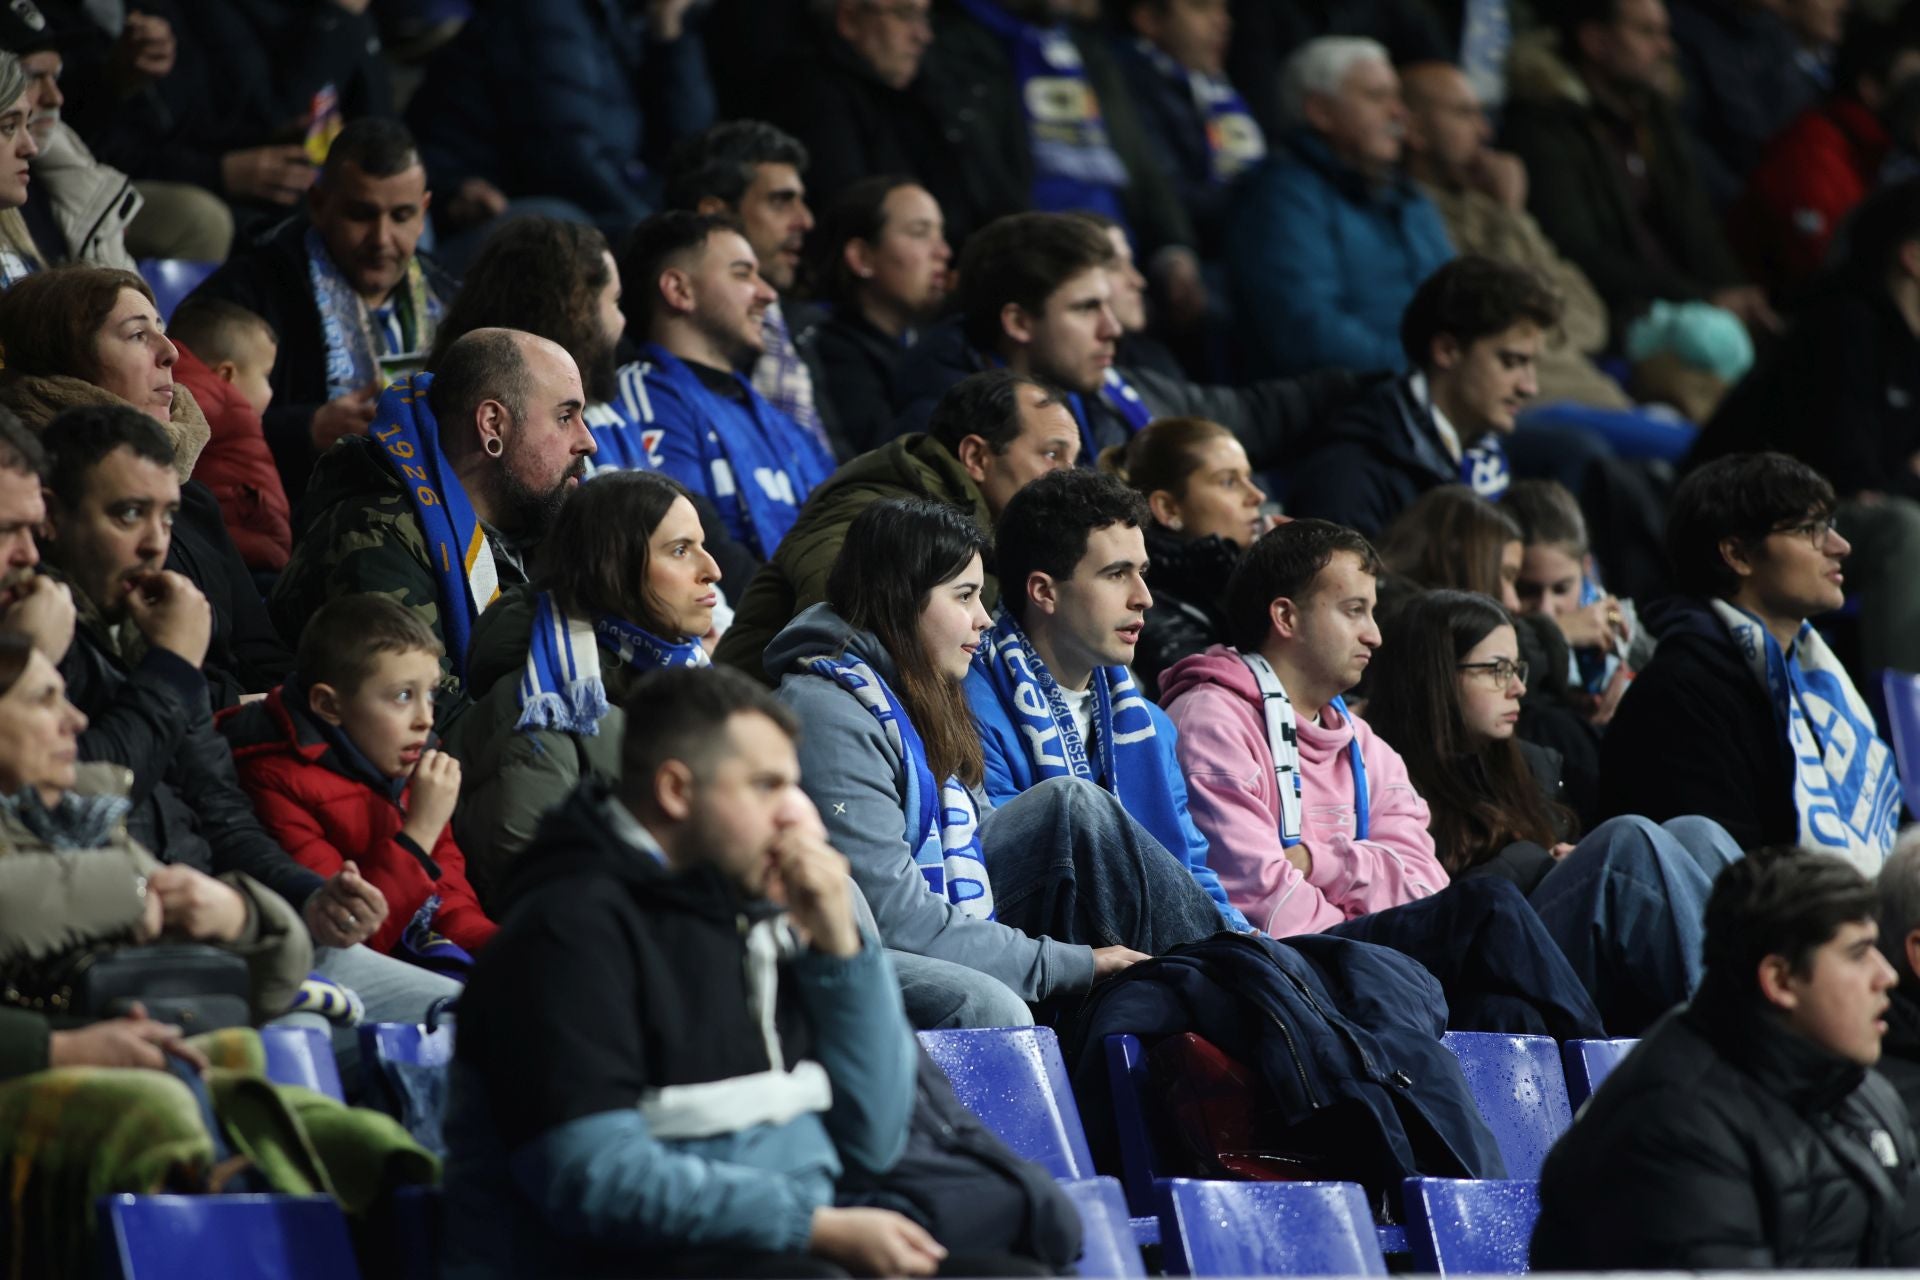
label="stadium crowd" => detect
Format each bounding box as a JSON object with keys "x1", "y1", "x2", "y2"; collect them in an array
[{"x1": 2, "y1": 0, "x2": 1920, "y2": 1273}]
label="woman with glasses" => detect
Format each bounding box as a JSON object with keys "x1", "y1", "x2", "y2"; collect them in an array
[{"x1": 1367, "y1": 589, "x2": 1745, "y2": 1033}]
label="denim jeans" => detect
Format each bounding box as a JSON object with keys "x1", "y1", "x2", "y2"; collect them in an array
[
  {"x1": 981, "y1": 777, "x2": 1227, "y2": 957},
  {"x1": 1528, "y1": 814, "x2": 1744, "y2": 1034},
  {"x1": 891, "y1": 949, "x2": 1036, "y2": 1031}
]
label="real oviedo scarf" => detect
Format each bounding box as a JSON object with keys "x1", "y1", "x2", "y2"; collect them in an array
[
  {"x1": 516, "y1": 590, "x2": 709, "y2": 735},
  {"x1": 370, "y1": 373, "x2": 497, "y2": 680},
  {"x1": 1713, "y1": 600, "x2": 1899, "y2": 872},
  {"x1": 804, "y1": 652, "x2": 995, "y2": 918},
  {"x1": 976, "y1": 608, "x2": 1187, "y2": 855}
]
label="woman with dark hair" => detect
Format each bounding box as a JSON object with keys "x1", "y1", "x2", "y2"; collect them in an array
[
  {"x1": 0, "y1": 264, "x2": 292, "y2": 705},
  {"x1": 769, "y1": 497, "x2": 1227, "y2": 1029},
  {"x1": 429, "y1": 215, "x2": 760, "y2": 595},
  {"x1": 445, "y1": 470, "x2": 723, "y2": 902},
  {"x1": 1366, "y1": 589, "x2": 1743, "y2": 1032},
  {"x1": 802, "y1": 176, "x2": 952, "y2": 456},
  {"x1": 1102, "y1": 415, "x2": 1271, "y2": 699}
]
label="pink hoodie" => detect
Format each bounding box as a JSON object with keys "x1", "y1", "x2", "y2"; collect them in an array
[{"x1": 1161, "y1": 644, "x2": 1449, "y2": 937}]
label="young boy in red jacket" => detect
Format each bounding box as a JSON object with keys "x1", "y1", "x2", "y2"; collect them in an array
[{"x1": 219, "y1": 593, "x2": 496, "y2": 973}]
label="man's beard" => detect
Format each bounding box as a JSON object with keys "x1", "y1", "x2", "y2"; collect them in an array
[{"x1": 496, "y1": 456, "x2": 585, "y2": 540}]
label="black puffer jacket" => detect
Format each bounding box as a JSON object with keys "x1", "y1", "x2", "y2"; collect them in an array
[
  {"x1": 1532, "y1": 982, "x2": 1920, "y2": 1269},
  {"x1": 1137, "y1": 524, "x2": 1238, "y2": 704}
]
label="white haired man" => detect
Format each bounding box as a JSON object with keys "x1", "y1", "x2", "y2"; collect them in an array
[{"x1": 1225, "y1": 36, "x2": 1454, "y2": 378}]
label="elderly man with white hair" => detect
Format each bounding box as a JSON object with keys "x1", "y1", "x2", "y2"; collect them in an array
[{"x1": 1225, "y1": 35, "x2": 1454, "y2": 378}]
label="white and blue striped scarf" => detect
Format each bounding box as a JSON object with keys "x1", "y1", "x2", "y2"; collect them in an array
[{"x1": 516, "y1": 591, "x2": 708, "y2": 735}]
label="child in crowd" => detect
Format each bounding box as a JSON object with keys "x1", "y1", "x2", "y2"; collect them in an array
[
  {"x1": 169, "y1": 297, "x2": 294, "y2": 574},
  {"x1": 219, "y1": 593, "x2": 496, "y2": 974},
  {"x1": 1501, "y1": 479, "x2": 1654, "y2": 721}
]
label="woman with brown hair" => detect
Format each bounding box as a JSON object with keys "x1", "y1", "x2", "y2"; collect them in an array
[
  {"x1": 1102, "y1": 415, "x2": 1271, "y2": 699},
  {"x1": 768, "y1": 498, "x2": 1226, "y2": 1030},
  {"x1": 0, "y1": 264, "x2": 291, "y2": 705},
  {"x1": 443, "y1": 468, "x2": 724, "y2": 903},
  {"x1": 1364, "y1": 589, "x2": 1742, "y2": 1033}
]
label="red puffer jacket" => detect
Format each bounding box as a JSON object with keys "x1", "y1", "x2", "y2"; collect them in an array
[
  {"x1": 217, "y1": 686, "x2": 497, "y2": 957},
  {"x1": 177, "y1": 343, "x2": 293, "y2": 572}
]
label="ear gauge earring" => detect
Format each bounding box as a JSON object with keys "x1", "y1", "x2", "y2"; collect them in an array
[
  {"x1": 1169, "y1": 517, "x2": 1184, "y2": 532},
  {"x1": 484, "y1": 436, "x2": 504, "y2": 458}
]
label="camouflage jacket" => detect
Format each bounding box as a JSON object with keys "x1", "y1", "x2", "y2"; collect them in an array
[{"x1": 270, "y1": 437, "x2": 528, "y2": 722}]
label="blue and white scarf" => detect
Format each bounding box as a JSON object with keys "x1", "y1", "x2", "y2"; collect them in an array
[
  {"x1": 1131, "y1": 37, "x2": 1267, "y2": 182},
  {"x1": 1239, "y1": 652, "x2": 1369, "y2": 847},
  {"x1": 306, "y1": 226, "x2": 443, "y2": 400},
  {"x1": 1058, "y1": 368, "x2": 1152, "y2": 463},
  {"x1": 805, "y1": 652, "x2": 994, "y2": 917},
  {"x1": 1406, "y1": 373, "x2": 1510, "y2": 500},
  {"x1": 369, "y1": 373, "x2": 497, "y2": 681},
  {"x1": 955, "y1": 0, "x2": 1130, "y2": 221},
  {"x1": 1713, "y1": 600, "x2": 1900, "y2": 872},
  {"x1": 975, "y1": 609, "x2": 1187, "y2": 855},
  {"x1": 754, "y1": 300, "x2": 835, "y2": 457},
  {"x1": 516, "y1": 590, "x2": 708, "y2": 735}
]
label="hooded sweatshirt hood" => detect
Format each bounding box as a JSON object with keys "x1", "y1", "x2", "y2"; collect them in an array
[{"x1": 763, "y1": 601, "x2": 900, "y2": 687}]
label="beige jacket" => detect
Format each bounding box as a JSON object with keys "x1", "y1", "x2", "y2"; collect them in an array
[{"x1": 0, "y1": 763, "x2": 311, "y2": 1023}]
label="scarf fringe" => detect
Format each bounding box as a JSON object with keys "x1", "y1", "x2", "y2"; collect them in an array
[{"x1": 514, "y1": 678, "x2": 612, "y2": 737}]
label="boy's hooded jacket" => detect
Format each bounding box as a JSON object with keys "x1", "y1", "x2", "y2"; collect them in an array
[
  {"x1": 1160, "y1": 645, "x2": 1449, "y2": 936},
  {"x1": 219, "y1": 686, "x2": 496, "y2": 957}
]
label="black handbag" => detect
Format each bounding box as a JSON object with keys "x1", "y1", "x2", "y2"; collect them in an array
[{"x1": 2, "y1": 943, "x2": 252, "y2": 1031}]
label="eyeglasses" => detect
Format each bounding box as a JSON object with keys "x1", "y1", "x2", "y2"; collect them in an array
[
  {"x1": 1772, "y1": 515, "x2": 1840, "y2": 547},
  {"x1": 1457, "y1": 658, "x2": 1529, "y2": 688}
]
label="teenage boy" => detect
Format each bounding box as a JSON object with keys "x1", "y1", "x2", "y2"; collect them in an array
[
  {"x1": 1533, "y1": 848, "x2": 1920, "y2": 1268},
  {"x1": 964, "y1": 468, "x2": 1249, "y2": 932},
  {"x1": 444, "y1": 666, "x2": 933, "y2": 1280},
  {"x1": 221, "y1": 594, "x2": 496, "y2": 972},
  {"x1": 1602, "y1": 451, "x2": 1902, "y2": 869}
]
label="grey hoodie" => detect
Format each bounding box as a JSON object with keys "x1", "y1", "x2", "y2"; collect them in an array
[{"x1": 767, "y1": 603, "x2": 1096, "y2": 1002}]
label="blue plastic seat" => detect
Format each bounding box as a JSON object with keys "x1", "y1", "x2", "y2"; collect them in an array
[
  {"x1": 1560, "y1": 1038, "x2": 1637, "y2": 1111},
  {"x1": 358, "y1": 1020, "x2": 455, "y2": 1125},
  {"x1": 1440, "y1": 1032, "x2": 1572, "y2": 1181},
  {"x1": 1061, "y1": 1177, "x2": 1147, "y2": 1278},
  {"x1": 135, "y1": 259, "x2": 218, "y2": 321},
  {"x1": 1881, "y1": 670, "x2": 1920, "y2": 816},
  {"x1": 99, "y1": 1193, "x2": 360, "y2": 1280},
  {"x1": 917, "y1": 1027, "x2": 1094, "y2": 1180},
  {"x1": 1402, "y1": 1178, "x2": 1540, "y2": 1275},
  {"x1": 1156, "y1": 1178, "x2": 1387, "y2": 1276},
  {"x1": 260, "y1": 1025, "x2": 345, "y2": 1101},
  {"x1": 1102, "y1": 1032, "x2": 1160, "y2": 1215}
]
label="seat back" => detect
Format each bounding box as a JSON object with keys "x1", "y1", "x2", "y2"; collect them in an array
[
  {"x1": 99, "y1": 1194, "x2": 360, "y2": 1280},
  {"x1": 1401, "y1": 1178, "x2": 1540, "y2": 1275},
  {"x1": 1560, "y1": 1038, "x2": 1637, "y2": 1111},
  {"x1": 1156, "y1": 1178, "x2": 1387, "y2": 1277},
  {"x1": 1061, "y1": 1177, "x2": 1147, "y2": 1278},
  {"x1": 136, "y1": 260, "x2": 219, "y2": 321},
  {"x1": 260, "y1": 1025, "x2": 345, "y2": 1101},
  {"x1": 1882, "y1": 670, "x2": 1920, "y2": 816},
  {"x1": 1439, "y1": 1032, "x2": 1571, "y2": 1181},
  {"x1": 917, "y1": 1026, "x2": 1094, "y2": 1179},
  {"x1": 1102, "y1": 1032, "x2": 1161, "y2": 1214}
]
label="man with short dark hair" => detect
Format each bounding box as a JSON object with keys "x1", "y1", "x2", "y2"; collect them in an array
[
  {"x1": 38, "y1": 402, "x2": 462, "y2": 1048},
  {"x1": 893, "y1": 209, "x2": 1355, "y2": 466},
  {"x1": 665, "y1": 121, "x2": 833, "y2": 455},
  {"x1": 0, "y1": 404, "x2": 73, "y2": 659},
  {"x1": 188, "y1": 117, "x2": 455, "y2": 495},
  {"x1": 1287, "y1": 255, "x2": 1559, "y2": 538},
  {"x1": 714, "y1": 369, "x2": 1078, "y2": 679},
  {"x1": 595, "y1": 211, "x2": 834, "y2": 562},
  {"x1": 1533, "y1": 848, "x2": 1920, "y2": 1268},
  {"x1": 445, "y1": 665, "x2": 931, "y2": 1280},
  {"x1": 271, "y1": 328, "x2": 595, "y2": 718},
  {"x1": 1602, "y1": 452, "x2": 1901, "y2": 866},
  {"x1": 964, "y1": 468, "x2": 1251, "y2": 931}
]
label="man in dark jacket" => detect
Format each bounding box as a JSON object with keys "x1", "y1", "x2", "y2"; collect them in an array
[
  {"x1": 444, "y1": 664, "x2": 929, "y2": 1279},
  {"x1": 187, "y1": 118, "x2": 453, "y2": 500},
  {"x1": 1669, "y1": 0, "x2": 1820, "y2": 211},
  {"x1": 715, "y1": 369, "x2": 1077, "y2": 680},
  {"x1": 1600, "y1": 452, "x2": 1901, "y2": 865},
  {"x1": 892, "y1": 211, "x2": 1356, "y2": 465},
  {"x1": 1287, "y1": 255, "x2": 1556, "y2": 538},
  {"x1": 37, "y1": 403, "x2": 461, "y2": 1032},
  {"x1": 1693, "y1": 179, "x2": 1920, "y2": 675},
  {"x1": 1500, "y1": 0, "x2": 1774, "y2": 335},
  {"x1": 1532, "y1": 847, "x2": 1919, "y2": 1269}
]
